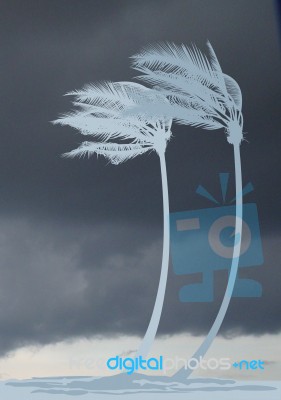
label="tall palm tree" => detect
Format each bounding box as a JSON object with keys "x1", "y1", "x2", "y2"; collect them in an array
[
  {"x1": 53, "y1": 81, "x2": 172, "y2": 357},
  {"x1": 131, "y1": 41, "x2": 244, "y2": 378}
]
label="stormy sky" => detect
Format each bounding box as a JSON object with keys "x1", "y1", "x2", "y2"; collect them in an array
[{"x1": 0, "y1": 0, "x2": 280, "y2": 362}]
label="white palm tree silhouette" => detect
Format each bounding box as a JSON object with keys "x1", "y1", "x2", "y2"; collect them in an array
[
  {"x1": 53, "y1": 81, "x2": 172, "y2": 357},
  {"x1": 131, "y1": 41, "x2": 244, "y2": 377}
]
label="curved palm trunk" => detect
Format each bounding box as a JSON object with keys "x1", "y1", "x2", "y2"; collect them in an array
[
  {"x1": 137, "y1": 151, "x2": 170, "y2": 357},
  {"x1": 174, "y1": 142, "x2": 243, "y2": 379}
]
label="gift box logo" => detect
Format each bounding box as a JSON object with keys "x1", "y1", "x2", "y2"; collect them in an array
[{"x1": 170, "y1": 173, "x2": 263, "y2": 302}]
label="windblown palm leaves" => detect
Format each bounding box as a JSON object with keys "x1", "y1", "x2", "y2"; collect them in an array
[
  {"x1": 53, "y1": 81, "x2": 171, "y2": 161},
  {"x1": 131, "y1": 41, "x2": 243, "y2": 145},
  {"x1": 131, "y1": 41, "x2": 244, "y2": 377},
  {"x1": 53, "y1": 81, "x2": 172, "y2": 357}
]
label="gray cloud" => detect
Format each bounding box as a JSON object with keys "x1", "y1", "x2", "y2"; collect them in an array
[{"x1": 0, "y1": 216, "x2": 279, "y2": 357}]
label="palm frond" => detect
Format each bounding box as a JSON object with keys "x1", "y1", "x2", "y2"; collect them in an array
[
  {"x1": 53, "y1": 114, "x2": 151, "y2": 142},
  {"x1": 175, "y1": 114, "x2": 223, "y2": 130},
  {"x1": 66, "y1": 81, "x2": 153, "y2": 108},
  {"x1": 135, "y1": 68, "x2": 225, "y2": 109},
  {"x1": 223, "y1": 74, "x2": 242, "y2": 110},
  {"x1": 62, "y1": 141, "x2": 153, "y2": 164},
  {"x1": 71, "y1": 102, "x2": 119, "y2": 117},
  {"x1": 124, "y1": 99, "x2": 222, "y2": 131},
  {"x1": 132, "y1": 42, "x2": 223, "y2": 90},
  {"x1": 206, "y1": 41, "x2": 227, "y2": 92}
]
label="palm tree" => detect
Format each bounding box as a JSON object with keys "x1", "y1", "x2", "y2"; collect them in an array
[
  {"x1": 52, "y1": 81, "x2": 172, "y2": 357},
  {"x1": 131, "y1": 41, "x2": 244, "y2": 378}
]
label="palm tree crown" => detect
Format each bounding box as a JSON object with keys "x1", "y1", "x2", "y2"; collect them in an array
[
  {"x1": 53, "y1": 81, "x2": 171, "y2": 160},
  {"x1": 131, "y1": 41, "x2": 243, "y2": 145}
]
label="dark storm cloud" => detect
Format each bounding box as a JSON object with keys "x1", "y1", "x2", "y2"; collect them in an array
[
  {"x1": 0, "y1": 217, "x2": 161, "y2": 355},
  {"x1": 0, "y1": 0, "x2": 280, "y2": 356},
  {"x1": 0, "y1": 217, "x2": 279, "y2": 357}
]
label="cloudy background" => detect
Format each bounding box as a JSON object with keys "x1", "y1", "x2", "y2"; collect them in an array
[{"x1": 0, "y1": 0, "x2": 280, "y2": 379}]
